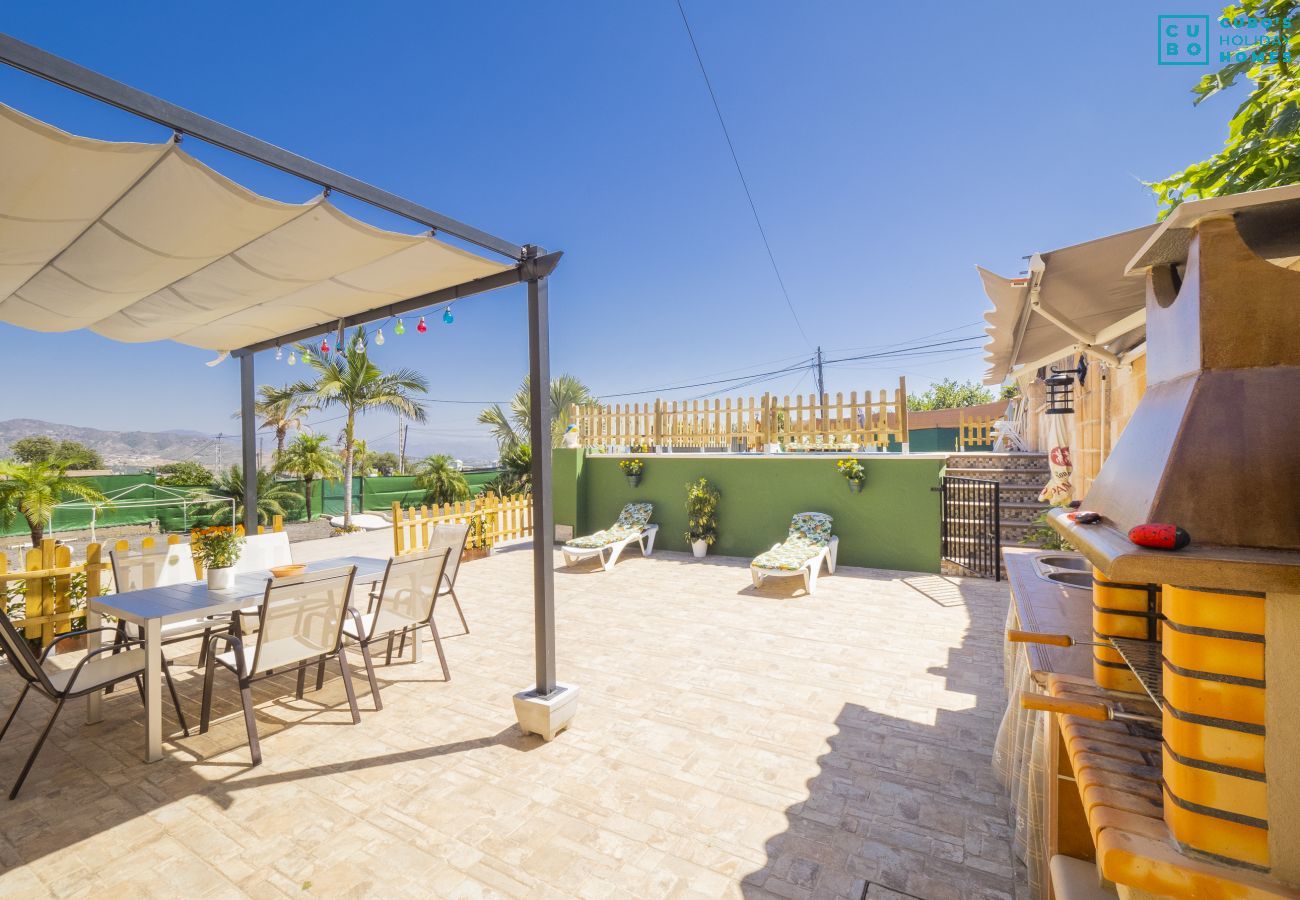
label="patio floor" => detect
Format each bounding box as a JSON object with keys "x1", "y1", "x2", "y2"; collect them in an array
[{"x1": 0, "y1": 539, "x2": 1017, "y2": 899}]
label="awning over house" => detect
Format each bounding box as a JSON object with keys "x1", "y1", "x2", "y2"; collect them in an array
[
  {"x1": 0, "y1": 102, "x2": 510, "y2": 352},
  {"x1": 977, "y1": 225, "x2": 1156, "y2": 385}
]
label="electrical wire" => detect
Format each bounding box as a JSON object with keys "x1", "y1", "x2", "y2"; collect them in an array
[{"x1": 674, "y1": 0, "x2": 813, "y2": 348}]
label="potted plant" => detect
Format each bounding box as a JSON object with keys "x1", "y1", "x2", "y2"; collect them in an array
[
  {"x1": 192, "y1": 526, "x2": 244, "y2": 590},
  {"x1": 620, "y1": 458, "x2": 645, "y2": 487},
  {"x1": 684, "y1": 477, "x2": 720, "y2": 558},
  {"x1": 836, "y1": 458, "x2": 866, "y2": 493}
]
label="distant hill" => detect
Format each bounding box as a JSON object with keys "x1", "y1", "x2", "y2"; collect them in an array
[{"x1": 0, "y1": 419, "x2": 216, "y2": 471}]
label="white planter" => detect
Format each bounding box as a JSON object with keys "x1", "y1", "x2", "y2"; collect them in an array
[
  {"x1": 207, "y1": 566, "x2": 235, "y2": 591},
  {"x1": 691, "y1": 540, "x2": 708, "y2": 558}
]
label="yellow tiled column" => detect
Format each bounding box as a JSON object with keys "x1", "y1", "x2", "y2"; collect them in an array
[{"x1": 1093, "y1": 570, "x2": 1160, "y2": 694}]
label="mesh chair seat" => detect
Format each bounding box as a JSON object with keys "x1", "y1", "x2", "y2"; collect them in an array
[
  {"x1": 344, "y1": 608, "x2": 417, "y2": 643},
  {"x1": 214, "y1": 635, "x2": 331, "y2": 677},
  {"x1": 46, "y1": 648, "x2": 147, "y2": 694}
]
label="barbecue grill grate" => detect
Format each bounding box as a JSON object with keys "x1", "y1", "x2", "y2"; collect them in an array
[{"x1": 1109, "y1": 637, "x2": 1163, "y2": 705}]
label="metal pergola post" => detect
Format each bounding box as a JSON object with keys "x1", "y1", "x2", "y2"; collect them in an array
[
  {"x1": 240, "y1": 353, "x2": 258, "y2": 534},
  {"x1": 526, "y1": 269, "x2": 557, "y2": 696}
]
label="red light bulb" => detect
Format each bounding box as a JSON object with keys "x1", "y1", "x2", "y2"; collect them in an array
[
  {"x1": 416, "y1": 316, "x2": 428, "y2": 333},
  {"x1": 319, "y1": 339, "x2": 329, "y2": 354}
]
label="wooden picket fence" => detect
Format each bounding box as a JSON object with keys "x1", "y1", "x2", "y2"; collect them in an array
[
  {"x1": 392, "y1": 492, "x2": 533, "y2": 557},
  {"x1": 959, "y1": 414, "x2": 997, "y2": 449},
  {"x1": 1, "y1": 516, "x2": 284, "y2": 647},
  {"x1": 570, "y1": 378, "x2": 909, "y2": 451}
]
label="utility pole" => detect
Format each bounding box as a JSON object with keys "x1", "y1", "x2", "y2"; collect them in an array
[
  {"x1": 814, "y1": 346, "x2": 825, "y2": 400},
  {"x1": 214, "y1": 432, "x2": 223, "y2": 471},
  {"x1": 397, "y1": 417, "x2": 407, "y2": 474}
]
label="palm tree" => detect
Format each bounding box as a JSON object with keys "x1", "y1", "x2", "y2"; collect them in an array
[
  {"x1": 232, "y1": 384, "x2": 313, "y2": 461},
  {"x1": 412, "y1": 454, "x2": 471, "y2": 506},
  {"x1": 477, "y1": 373, "x2": 592, "y2": 453},
  {"x1": 290, "y1": 328, "x2": 428, "y2": 528},
  {"x1": 0, "y1": 460, "x2": 107, "y2": 546},
  {"x1": 274, "y1": 433, "x2": 341, "y2": 520},
  {"x1": 200, "y1": 465, "x2": 303, "y2": 527}
]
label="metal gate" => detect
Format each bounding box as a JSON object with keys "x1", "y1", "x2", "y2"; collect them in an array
[{"x1": 939, "y1": 476, "x2": 1002, "y2": 581}]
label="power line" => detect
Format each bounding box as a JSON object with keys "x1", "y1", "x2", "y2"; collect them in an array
[
  {"x1": 824, "y1": 321, "x2": 985, "y2": 354},
  {"x1": 600, "y1": 358, "x2": 814, "y2": 399},
  {"x1": 674, "y1": 0, "x2": 812, "y2": 348}
]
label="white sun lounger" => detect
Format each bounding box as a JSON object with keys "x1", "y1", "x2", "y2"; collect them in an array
[
  {"x1": 750, "y1": 512, "x2": 839, "y2": 594},
  {"x1": 562, "y1": 502, "x2": 657, "y2": 572}
]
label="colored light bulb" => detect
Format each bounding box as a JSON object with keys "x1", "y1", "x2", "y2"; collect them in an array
[
  {"x1": 417, "y1": 316, "x2": 427, "y2": 333},
  {"x1": 319, "y1": 339, "x2": 330, "y2": 354},
  {"x1": 287, "y1": 350, "x2": 296, "y2": 365},
  {"x1": 375, "y1": 329, "x2": 385, "y2": 346},
  {"x1": 394, "y1": 319, "x2": 405, "y2": 335},
  {"x1": 442, "y1": 307, "x2": 454, "y2": 324}
]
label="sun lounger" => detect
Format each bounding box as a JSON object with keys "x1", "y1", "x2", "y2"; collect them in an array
[
  {"x1": 562, "y1": 503, "x2": 657, "y2": 572},
  {"x1": 750, "y1": 512, "x2": 838, "y2": 594}
]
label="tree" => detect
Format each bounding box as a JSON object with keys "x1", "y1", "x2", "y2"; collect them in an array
[
  {"x1": 477, "y1": 373, "x2": 592, "y2": 453},
  {"x1": 233, "y1": 384, "x2": 313, "y2": 461},
  {"x1": 1149, "y1": 2, "x2": 1300, "y2": 216},
  {"x1": 200, "y1": 465, "x2": 303, "y2": 527},
  {"x1": 0, "y1": 460, "x2": 107, "y2": 546},
  {"x1": 486, "y1": 442, "x2": 532, "y2": 496},
  {"x1": 155, "y1": 461, "x2": 214, "y2": 486},
  {"x1": 367, "y1": 451, "x2": 400, "y2": 476},
  {"x1": 907, "y1": 379, "x2": 996, "y2": 411},
  {"x1": 274, "y1": 433, "x2": 341, "y2": 520},
  {"x1": 289, "y1": 330, "x2": 428, "y2": 529},
  {"x1": 413, "y1": 454, "x2": 471, "y2": 506},
  {"x1": 10, "y1": 436, "x2": 103, "y2": 469}
]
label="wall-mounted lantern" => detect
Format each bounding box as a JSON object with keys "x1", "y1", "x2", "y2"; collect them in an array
[{"x1": 1042, "y1": 357, "x2": 1087, "y2": 415}]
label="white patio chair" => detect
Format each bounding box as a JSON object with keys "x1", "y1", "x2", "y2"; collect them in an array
[
  {"x1": 345, "y1": 546, "x2": 453, "y2": 697},
  {"x1": 199, "y1": 566, "x2": 366, "y2": 766},
  {"x1": 750, "y1": 512, "x2": 839, "y2": 595},
  {"x1": 231, "y1": 531, "x2": 294, "y2": 636},
  {"x1": 561, "y1": 503, "x2": 657, "y2": 572},
  {"x1": 0, "y1": 608, "x2": 187, "y2": 798},
  {"x1": 110, "y1": 543, "x2": 221, "y2": 667},
  {"x1": 378, "y1": 523, "x2": 470, "y2": 646}
]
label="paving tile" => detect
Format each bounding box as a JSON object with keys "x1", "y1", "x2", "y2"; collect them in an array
[{"x1": 0, "y1": 545, "x2": 1017, "y2": 897}]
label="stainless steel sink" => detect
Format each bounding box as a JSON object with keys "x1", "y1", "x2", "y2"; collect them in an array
[
  {"x1": 1037, "y1": 555, "x2": 1090, "y2": 572},
  {"x1": 1044, "y1": 571, "x2": 1093, "y2": 589}
]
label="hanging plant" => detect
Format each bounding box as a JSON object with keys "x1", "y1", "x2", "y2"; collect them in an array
[
  {"x1": 619, "y1": 458, "x2": 644, "y2": 487},
  {"x1": 836, "y1": 458, "x2": 866, "y2": 493}
]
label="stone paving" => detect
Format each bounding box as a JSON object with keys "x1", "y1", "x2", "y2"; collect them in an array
[{"x1": 0, "y1": 540, "x2": 1017, "y2": 899}]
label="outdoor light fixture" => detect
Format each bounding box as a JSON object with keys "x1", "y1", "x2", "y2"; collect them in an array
[
  {"x1": 417, "y1": 315, "x2": 428, "y2": 333},
  {"x1": 394, "y1": 318, "x2": 405, "y2": 335},
  {"x1": 443, "y1": 306, "x2": 454, "y2": 324},
  {"x1": 354, "y1": 335, "x2": 365, "y2": 352},
  {"x1": 274, "y1": 344, "x2": 282, "y2": 361},
  {"x1": 375, "y1": 328, "x2": 385, "y2": 346},
  {"x1": 1042, "y1": 358, "x2": 1086, "y2": 415},
  {"x1": 287, "y1": 350, "x2": 296, "y2": 366},
  {"x1": 319, "y1": 338, "x2": 330, "y2": 354}
]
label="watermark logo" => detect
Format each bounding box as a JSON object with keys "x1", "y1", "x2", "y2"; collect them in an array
[{"x1": 1159, "y1": 15, "x2": 1210, "y2": 65}]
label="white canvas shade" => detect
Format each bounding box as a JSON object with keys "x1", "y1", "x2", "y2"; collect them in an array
[{"x1": 0, "y1": 102, "x2": 509, "y2": 352}]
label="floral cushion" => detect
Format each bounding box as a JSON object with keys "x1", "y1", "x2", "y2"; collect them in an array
[
  {"x1": 752, "y1": 513, "x2": 833, "y2": 571},
  {"x1": 566, "y1": 503, "x2": 653, "y2": 549},
  {"x1": 752, "y1": 534, "x2": 823, "y2": 571},
  {"x1": 789, "y1": 512, "x2": 833, "y2": 545}
]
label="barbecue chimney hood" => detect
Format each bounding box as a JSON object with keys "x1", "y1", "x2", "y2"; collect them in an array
[{"x1": 1051, "y1": 203, "x2": 1300, "y2": 591}]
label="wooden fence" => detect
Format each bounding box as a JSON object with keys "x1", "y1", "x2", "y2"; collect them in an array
[
  {"x1": 1, "y1": 516, "x2": 285, "y2": 647},
  {"x1": 570, "y1": 378, "x2": 909, "y2": 451},
  {"x1": 958, "y1": 414, "x2": 997, "y2": 449},
  {"x1": 392, "y1": 492, "x2": 533, "y2": 557}
]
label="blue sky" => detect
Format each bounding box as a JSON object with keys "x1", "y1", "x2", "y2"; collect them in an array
[{"x1": 0, "y1": 2, "x2": 1237, "y2": 461}]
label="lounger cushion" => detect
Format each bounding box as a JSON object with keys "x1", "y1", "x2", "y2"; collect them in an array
[
  {"x1": 566, "y1": 503, "x2": 654, "y2": 550},
  {"x1": 789, "y1": 512, "x2": 833, "y2": 545},
  {"x1": 752, "y1": 535, "x2": 823, "y2": 571}
]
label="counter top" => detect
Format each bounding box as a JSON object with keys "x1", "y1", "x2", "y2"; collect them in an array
[
  {"x1": 1047, "y1": 508, "x2": 1300, "y2": 593},
  {"x1": 1004, "y1": 546, "x2": 1092, "y2": 683}
]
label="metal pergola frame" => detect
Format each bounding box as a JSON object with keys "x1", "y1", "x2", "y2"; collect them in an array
[
  {"x1": 53, "y1": 483, "x2": 234, "y2": 543},
  {"x1": 0, "y1": 33, "x2": 562, "y2": 698}
]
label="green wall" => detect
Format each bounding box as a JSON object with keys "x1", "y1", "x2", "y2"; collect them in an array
[
  {"x1": 553, "y1": 450, "x2": 944, "y2": 573},
  {"x1": 900, "y1": 427, "x2": 960, "y2": 453}
]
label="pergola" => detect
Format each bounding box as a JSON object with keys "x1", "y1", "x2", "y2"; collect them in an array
[{"x1": 0, "y1": 34, "x2": 568, "y2": 720}]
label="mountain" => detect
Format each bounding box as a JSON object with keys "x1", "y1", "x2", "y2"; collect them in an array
[{"x1": 0, "y1": 419, "x2": 216, "y2": 470}]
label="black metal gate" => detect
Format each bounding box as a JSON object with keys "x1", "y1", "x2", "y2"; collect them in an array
[{"x1": 939, "y1": 476, "x2": 1002, "y2": 581}]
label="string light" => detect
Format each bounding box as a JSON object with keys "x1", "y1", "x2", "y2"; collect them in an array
[
  {"x1": 319, "y1": 338, "x2": 330, "y2": 354},
  {"x1": 394, "y1": 318, "x2": 405, "y2": 336},
  {"x1": 354, "y1": 334, "x2": 365, "y2": 353},
  {"x1": 275, "y1": 345, "x2": 282, "y2": 361},
  {"x1": 443, "y1": 306, "x2": 454, "y2": 324},
  {"x1": 287, "y1": 349, "x2": 297, "y2": 366},
  {"x1": 417, "y1": 315, "x2": 428, "y2": 333},
  {"x1": 375, "y1": 328, "x2": 385, "y2": 346}
]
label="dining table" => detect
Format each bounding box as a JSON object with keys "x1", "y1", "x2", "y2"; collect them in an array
[{"x1": 87, "y1": 555, "x2": 390, "y2": 762}]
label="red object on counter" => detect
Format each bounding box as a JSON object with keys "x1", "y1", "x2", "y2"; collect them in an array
[{"x1": 1128, "y1": 523, "x2": 1191, "y2": 550}]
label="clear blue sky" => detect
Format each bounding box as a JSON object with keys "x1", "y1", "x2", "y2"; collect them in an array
[{"x1": 0, "y1": 1, "x2": 1234, "y2": 460}]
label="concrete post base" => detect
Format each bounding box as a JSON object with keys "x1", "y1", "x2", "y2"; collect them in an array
[{"x1": 513, "y1": 683, "x2": 579, "y2": 741}]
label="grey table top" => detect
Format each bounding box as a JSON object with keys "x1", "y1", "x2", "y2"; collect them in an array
[{"x1": 90, "y1": 555, "x2": 389, "y2": 625}]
